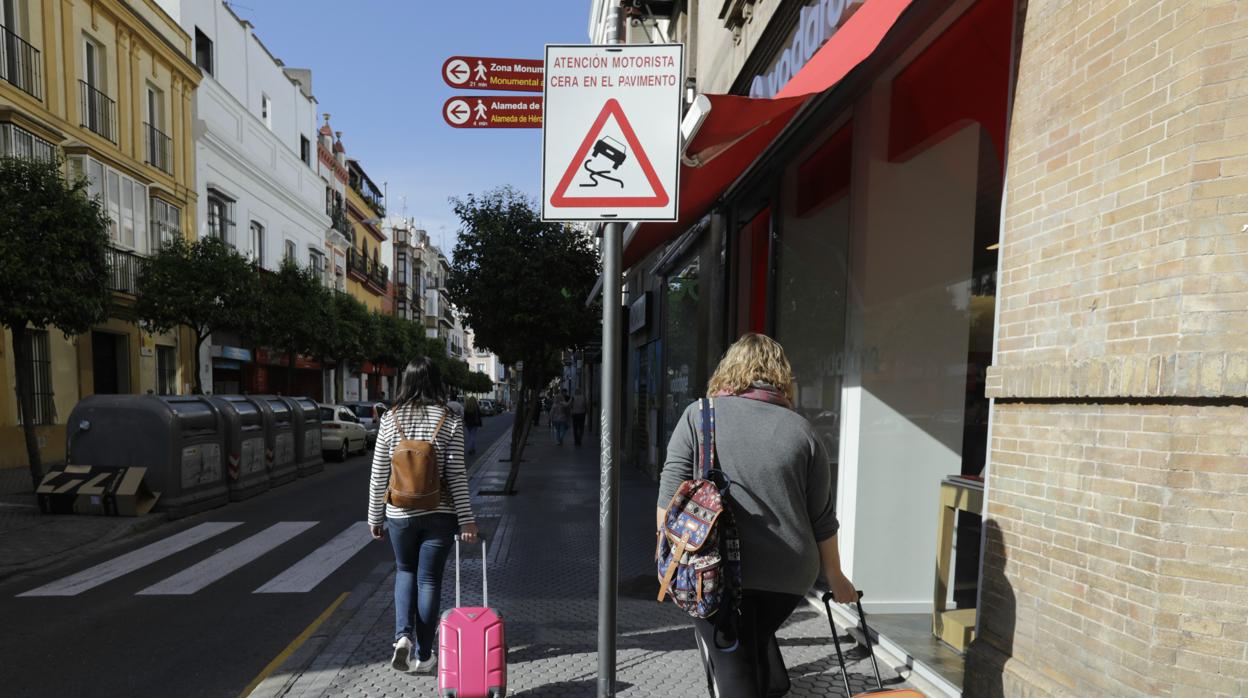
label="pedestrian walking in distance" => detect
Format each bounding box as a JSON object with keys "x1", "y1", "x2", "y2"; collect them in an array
[
  {"x1": 570, "y1": 390, "x2": 588, "y2": 446},
  {"x1": 368, "y1": 357, "x2": 479, "y2": 675},
  {"x1": 463, "y1": 396, "x2": 483, "y2": 454},
  {"x1": 550, "y1": 389, "x2": 572, "y2": 445},
  {"x1": 657, "y1": 333, "x2": 856, "y2": 697}
]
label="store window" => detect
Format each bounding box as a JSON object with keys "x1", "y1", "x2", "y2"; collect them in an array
[
  {"x1": 773, "y1": 123, "x2": 853, "y2": 483},
  {"x1": 732, "y1": 206, "x2": 771, "y2": 336},
  {"x1": 661, "y1": 254, "x2": 703, "y2": 451}
]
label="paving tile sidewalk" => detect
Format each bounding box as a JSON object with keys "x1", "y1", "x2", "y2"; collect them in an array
[{"x1": 257, "y1": 426, "x2": 917, "y2": 697}]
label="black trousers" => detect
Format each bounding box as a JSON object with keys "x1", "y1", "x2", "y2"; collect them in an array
[
  {"x1": 692, "y1": 590, "x2": 802, "y2": 698},
  {"x1": 572, "y1": 414, "x2": 586, "y2": 445}
]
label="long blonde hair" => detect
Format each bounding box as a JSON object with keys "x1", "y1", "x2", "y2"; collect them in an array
[{"x1": 706, "y1": 333, "x2": 795, "y2": 403}]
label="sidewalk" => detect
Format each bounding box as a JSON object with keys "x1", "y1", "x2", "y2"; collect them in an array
[
  {"x1": 0, "y1": 466, "x2": 165, "y2": 585},
  {"x1": 255, "y1": 425, "x2": 918, "y2": 697}
]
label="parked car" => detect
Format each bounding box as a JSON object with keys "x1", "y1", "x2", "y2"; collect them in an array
[
  {"x1": 340, "y1": 401, "x2": 387, "y2": 446},
  {"x1": 477, "y1": 399, "x2": 498, "y2": 416},
  {"x1": 319, "y1": 404, "x2": 369, "y2": 461}
]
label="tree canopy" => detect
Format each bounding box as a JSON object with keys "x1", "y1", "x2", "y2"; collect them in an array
[
  {"x1": 0, "y1": 156, "x2": 113, "y2": 483},
  {"x1": 447, "y1": 187, "x2": 600, "y2": 366},
  {"x1": 446, "y1": 186, "x2": 600, "y2": 473},
  {"x1": 136, "y1": 235, "x2": 258, "y2": 393},
  {"x1": 0, "y1": 156, "x2": 112, "y2": 334}
]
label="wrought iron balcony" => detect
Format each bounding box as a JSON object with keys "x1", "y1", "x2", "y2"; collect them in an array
[
  {"x1": 370, "y1": 262, "x2": 389, "y2": 289},
  {"x1": 144, "y1": 122, "x2": 172, "y2": 174},
  {"x1": 79, "y1": 80, "x2": 116, "y2": 142},
  {"x1": 0, "y1": 24, "x2": 42, "y2": 99},
  {"x1": 107, "y1": 246, "x2": 143, "y2": 295},
  {"x1": 0, "y1": 122, "x2": 55, "y2": 161}
]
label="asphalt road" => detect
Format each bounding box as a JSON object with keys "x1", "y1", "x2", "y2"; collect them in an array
[{"x1": 0, "y1": 415, "x2": 512, "y2": 698}]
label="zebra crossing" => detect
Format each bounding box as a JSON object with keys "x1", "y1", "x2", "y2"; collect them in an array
[{"x1": 16, "y1": 520, "x2": 377, "y2": 598}]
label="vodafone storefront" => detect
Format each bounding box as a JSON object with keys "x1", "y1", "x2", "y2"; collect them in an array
[{"x1": 620, "y1": 0, "x2": 1017, "y2": 692}]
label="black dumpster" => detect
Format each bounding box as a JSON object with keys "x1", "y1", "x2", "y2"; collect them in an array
[
  {"x1": 207, "y1": 396, "x2": 271, "y2": 501},
  {"x1": 66, "y1": 395, "x2": 228, "y2": 518},
  {"x1": 282, "y1": 396, "x2": 324, "y2": 477},
  {"x1": 245, "y1": 395, "x2": 298, "y2": 487}
]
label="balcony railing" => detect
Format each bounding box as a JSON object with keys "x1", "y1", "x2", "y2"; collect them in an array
[
  {"x1": 79, "y1": 80, "x2": 116, "y2": 142},
  {"x1": 0, "y1": 122, "x2": 55, "y2": 162},
  {"x1": 0, "y1": 24, "x2": 42, "y2": 99},
  {"x1": 107, "y1": 246, "x2": 143, "y2": 295},
  {"x1": 144, "y1": 122, "x2": 172, "y2": 174},
  {"x1": 346, "y1": 247, "x2": 388, "y2": 291},
  {"x1": 370, "y1": 262, "x2": 389, "y2": 289}
]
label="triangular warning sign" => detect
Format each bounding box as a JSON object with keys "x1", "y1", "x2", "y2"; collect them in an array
[{"x1": 550, "y1": 99, "x2": 669, "y2": 208}]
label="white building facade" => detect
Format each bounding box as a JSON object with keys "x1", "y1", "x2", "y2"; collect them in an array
[
  {"x1": 175, "y1": 1, "x2": 331, "y2": 396},
  {"x1": 465, "y1": 329, "x2": 509, "y2": 405}
]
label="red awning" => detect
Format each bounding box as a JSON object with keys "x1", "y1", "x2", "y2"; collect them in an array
[{"x1": 624, "y1": 0, "x2": 914, "y2": 268}]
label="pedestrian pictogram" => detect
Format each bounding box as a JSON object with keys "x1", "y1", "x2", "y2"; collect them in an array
[
  {"x1": 548, "y1": 99, "x2": 668, "y2": 208},
  {"x1": 443, "y1": 96, "x2": 542, "y2": 129},
  {"x1": 441, "y1": 56, "x2": 544, "y2": 92},
  {"x1": 542, "y1": 44, "x2": 683, "y2": 221}
]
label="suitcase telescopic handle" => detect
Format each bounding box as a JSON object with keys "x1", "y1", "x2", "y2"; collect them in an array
[
  {"x1": 823, "y1": 589, "x2": 884, "y2": 694},
  {"x1": 454, "y1": 533, "x2": 488, "y2": 609}
]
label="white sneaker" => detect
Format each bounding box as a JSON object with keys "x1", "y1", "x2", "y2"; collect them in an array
[
  {"x1": 414, "y1": 655, "x2": 438, "y2": 675},
  {"x1": 391, "y1": 636, "x2": 413, "y2": 672}
]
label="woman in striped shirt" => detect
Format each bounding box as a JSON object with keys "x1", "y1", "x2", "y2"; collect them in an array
[{"x1": 368, "y1": 356, "x2": 478, "y2": 674}]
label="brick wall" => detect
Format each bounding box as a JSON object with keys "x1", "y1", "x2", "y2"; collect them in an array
[
  {"x1": 985, "y1": 0, "x2": 1248, "y2": 400},
  {"x1": 970, "y1": 0, "x2": 1248, "y2": 696},
  {"x1": 969, "y1": 403, "x2": 1248, "y2": 697}
]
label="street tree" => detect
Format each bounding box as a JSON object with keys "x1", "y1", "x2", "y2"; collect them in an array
[
  {"x1": 137, "y1": 236, "x2": 258, "y2": 395},
  {"x1": 443, "y1": 357, "x2": 471, "y2": 394},
  {"x1": 463, "y1": 369, "x2": 495, "y2": 396},
  {"x1": 0, "y1": 156, "x2": 112, "y2": 485},
  {"x1": 254, "y1": 259, "x2": 324, "y2": 394},
  {"x1": 318, "y1": 292, "x2": 369, "y2": 402},
  {"x1": 447, "y1": 186, "x2": 600, "y2": 488}
]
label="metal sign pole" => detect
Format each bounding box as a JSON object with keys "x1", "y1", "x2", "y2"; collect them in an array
[
  {"x1": 597, "y1": 6, "x2": 625, "y2": 695},
  {"x1": 597, "y1": 220, "x2": 624, "y2": 697}
]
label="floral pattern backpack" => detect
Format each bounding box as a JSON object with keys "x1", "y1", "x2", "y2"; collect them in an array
[{"x1": 656, "y1": 398, "x2": 742, "y2": 626}]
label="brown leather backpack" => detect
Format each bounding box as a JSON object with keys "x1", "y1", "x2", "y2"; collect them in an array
[{"x1": 386, "y1": 408, "x2": 446, "y2": 510}]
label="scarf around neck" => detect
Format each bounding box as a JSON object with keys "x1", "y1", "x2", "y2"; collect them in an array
[{"x1": 713, "y1": 382, "x2": 792, "y2": 409}]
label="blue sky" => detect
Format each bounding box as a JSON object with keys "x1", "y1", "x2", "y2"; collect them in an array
[{"x1": 231, "y1": 1, "x2": 590, "y2": 253}]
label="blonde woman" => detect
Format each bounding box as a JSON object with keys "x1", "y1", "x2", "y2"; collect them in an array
[{"x1": 657, "y1": 333, "x2": 856, "y2": 697}]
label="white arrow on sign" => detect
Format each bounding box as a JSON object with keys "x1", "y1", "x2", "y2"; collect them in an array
[
  {"x1": 445, "y1": 59, "x2": 470, "y2": 86},
  {"x1": 445, "y1": 99, "x2": 471, "y2": 125}
]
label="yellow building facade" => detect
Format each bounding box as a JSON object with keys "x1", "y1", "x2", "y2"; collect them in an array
[
  {"x1": 0, "y1": 0, "x2": 200, "y2": 470},
  {"x1": 344, "y1": 158, "x2": 388, "y2": 313}
]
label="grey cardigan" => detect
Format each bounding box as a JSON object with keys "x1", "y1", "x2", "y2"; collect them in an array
[{"x1": 658, "y1": 396, "x2": 839, "y2": 597}]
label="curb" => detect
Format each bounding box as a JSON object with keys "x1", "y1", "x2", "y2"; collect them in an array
[{"x1": 249, "y1": 562, "x2": 394, "y2": 698}]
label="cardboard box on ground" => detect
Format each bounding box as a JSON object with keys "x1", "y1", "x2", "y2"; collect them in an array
[{"x1": 35, "y1": 465, "x2": 160, "y2": 516}]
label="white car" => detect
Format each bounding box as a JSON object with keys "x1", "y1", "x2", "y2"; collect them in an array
[{"x1": 319, "y1": 404, "x2": 369, "y2": 461}]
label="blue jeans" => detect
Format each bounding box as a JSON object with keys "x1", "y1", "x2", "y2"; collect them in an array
[
  {"x1": 554, "y1": 420, "x2": 569, "y2": 443},
  {"x1": 387, "y1": 514, "x2": 457, "y2": 660}
]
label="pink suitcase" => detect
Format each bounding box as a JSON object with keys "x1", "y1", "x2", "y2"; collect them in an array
[{"x1": 439, "y1": 536, "x2": 506, "y2": 698}]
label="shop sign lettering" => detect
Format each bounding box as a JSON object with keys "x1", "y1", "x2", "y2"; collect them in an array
[{"x1": 749, "y1": 0, "x2": 859, "y2": 99}]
